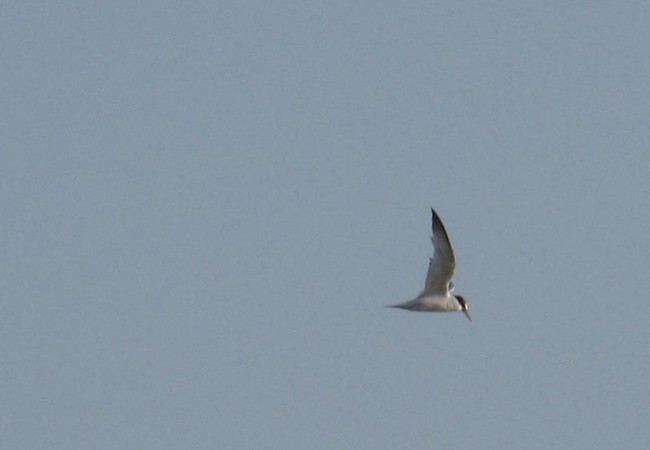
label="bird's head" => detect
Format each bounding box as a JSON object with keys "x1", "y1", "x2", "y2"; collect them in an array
[{"x1": 455, "y1": 295, "x2": 472, "y2": 322}]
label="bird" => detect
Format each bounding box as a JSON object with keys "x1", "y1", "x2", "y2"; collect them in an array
[{"x1": 388, "y1": 208, "x2": 472, "y2": 322}]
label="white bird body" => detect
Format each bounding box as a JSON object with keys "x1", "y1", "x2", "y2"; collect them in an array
[
  {"x1": 389, "y1": 208, "x2": 472, "y2": 322},
  {"x1": 391, "y1": 294, "x2": 460, "y2": 312}
]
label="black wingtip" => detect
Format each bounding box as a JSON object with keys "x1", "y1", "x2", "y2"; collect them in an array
[
  {"x1": 429, "y1": 207, "x2": 451, "y2": 243},
  {"x1": 430, "y1": 207, "x2": 441, "y2": 225}
]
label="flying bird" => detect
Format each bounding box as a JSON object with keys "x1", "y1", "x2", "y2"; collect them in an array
[{"x1": 389, "y1": 208, "x2": 472, "y2": 322}]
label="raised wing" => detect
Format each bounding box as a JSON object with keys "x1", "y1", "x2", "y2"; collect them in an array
[{"x1": 419, "y1": 208, "x2": 456, "y2": 297}]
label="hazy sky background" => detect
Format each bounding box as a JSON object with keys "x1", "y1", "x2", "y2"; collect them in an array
[{"x1": 2, "y1": 2, "x2": 649, "y2": 449}]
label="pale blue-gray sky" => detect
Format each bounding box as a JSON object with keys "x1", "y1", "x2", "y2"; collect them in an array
[{"x1": 2, "y1": 2, "x2": 649, "y2": 449}]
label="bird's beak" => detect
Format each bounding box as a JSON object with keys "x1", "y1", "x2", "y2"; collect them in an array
[{"x1": 463, "y1": 308, "x2": 472, "y2": 322}]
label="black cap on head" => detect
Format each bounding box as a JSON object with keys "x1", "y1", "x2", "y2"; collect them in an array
[{"x1": 455, "y1": 295, "x2": 472, "y2": 322}]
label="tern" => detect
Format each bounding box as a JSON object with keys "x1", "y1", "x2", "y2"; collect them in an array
[{"x1": 389, "y1": 208, "x2": 472, "y2": 322}]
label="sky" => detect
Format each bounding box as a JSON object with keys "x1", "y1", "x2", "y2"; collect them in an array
[{"x1": 2, "y1": 2, "x2": 649, "y2": 449}]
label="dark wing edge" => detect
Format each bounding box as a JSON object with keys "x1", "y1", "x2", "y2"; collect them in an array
[{"x1": 430, "y1": 208, "x2": 453, "y2": 255}]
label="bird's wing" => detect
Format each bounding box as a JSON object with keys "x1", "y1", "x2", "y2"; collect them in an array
[{"x1": 419, "y1": 208, "x2": 456, "y2": 296}]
